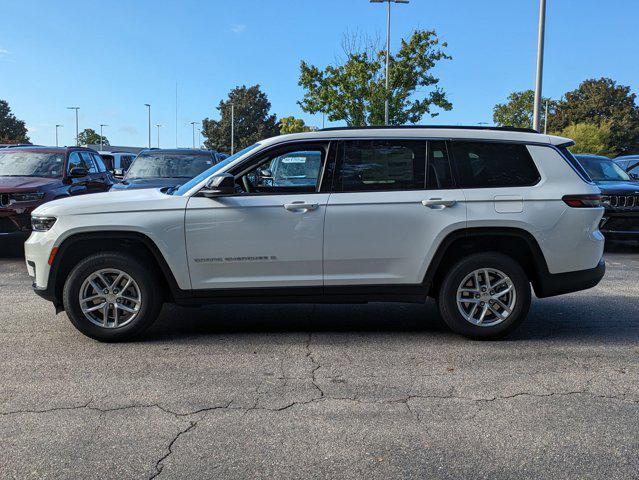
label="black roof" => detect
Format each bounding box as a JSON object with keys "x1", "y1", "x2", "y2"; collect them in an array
[{"x1": 318, "y1": 125, "x2": 539, "y2": 134}]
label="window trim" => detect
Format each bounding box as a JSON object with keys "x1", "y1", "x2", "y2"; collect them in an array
[{"x1": 426, "y1": 140, "x2": 457, "y2": 190}]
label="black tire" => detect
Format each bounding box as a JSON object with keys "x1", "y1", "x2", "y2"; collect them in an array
[
  {"x1": 438, "y1": 252, "x2": 531, "y2": 340},
  {"x1": 62, "y1": 252, "x2": 163, "y2": 342}
]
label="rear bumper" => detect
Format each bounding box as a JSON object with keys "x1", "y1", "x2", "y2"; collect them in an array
[{"x1": 535, "y1": 259, "x2": 606, "y2": 298}]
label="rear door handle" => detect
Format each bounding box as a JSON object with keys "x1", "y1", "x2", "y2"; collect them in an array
[
  {"x1": 422, "y1": 198, "x2": 457, "y2": 208},
  {"x1": 284, "y1": 202, "x2": 319, "y2": 212}
]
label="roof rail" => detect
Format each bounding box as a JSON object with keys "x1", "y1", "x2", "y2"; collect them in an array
[{"x1": 318, "y1": 125, "x2": 539, "y2": 134}]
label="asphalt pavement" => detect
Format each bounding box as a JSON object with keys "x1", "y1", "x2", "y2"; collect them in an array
[{"x1": 0, "y1": 239, "x2": 637, "y2": 479}]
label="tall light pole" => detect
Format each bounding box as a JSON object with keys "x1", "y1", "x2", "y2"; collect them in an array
[
  {"x1": 190, "y1": 122, "x2": 199, "y2": 149},
  {"x1": 370, "y1": 0, "x2": 409, "y2": 126},
  {"x1": 144, "y1": 103, "x2": 151, "y2": 148},
  {"x1": 230, "y1": 103, "x2": 235, "y2": 154},
  {"x1": 156, "y1": 124, "x2": 162, "y2": 148},
  {"x1": 532, "y1": 0, "x2": 547, "y2": 132},
  {"x1": 99, "y1": 124, "x2": 108, "y2": 151},
  {"x1": 544, "y1": 100, "x2": 549, "y2": 134},
  {"x1": 55, "y1": 125, "x2": 63, "y2": 147},
  {"x1": 67, "y1": 107, "x2": 79, "y2": 145}
]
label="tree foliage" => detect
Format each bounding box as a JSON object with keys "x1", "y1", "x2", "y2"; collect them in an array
[
  {"x1": 298, "y1": 30, "x2": 452, "y2": 126},
  {"x1": 78, "y1": 128, "x2": 109, "y2": 147},
  {"x1": 552, "y1": 78, "x2": 639, "y2": 155},
  {"x1": 279, "y1": 116, "x2": 313, "y2": 135},
  {"x1": 560, "y1": 123, "x2": 612, "y2": 156},
  {"x1": 202, "y1": 85, "x2": 280, "y2": 153},
  {"x1": 0, "y1": 99, "x2": 29, "y2": 144},
  {"x1": 493, "y1": 90, "x2": 555, "y2": 130}
]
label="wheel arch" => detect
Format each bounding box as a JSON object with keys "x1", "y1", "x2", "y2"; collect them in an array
[{"x1": 423, "y1": 227, "x2": 551, "y2": 298}]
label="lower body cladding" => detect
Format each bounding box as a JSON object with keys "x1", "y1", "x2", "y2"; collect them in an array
[{"x1": 600, "y1": 211, "x2": 639, "y2": 239}]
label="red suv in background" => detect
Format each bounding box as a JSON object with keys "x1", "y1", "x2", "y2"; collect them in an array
[{"x1": 0, "y1": 146, "x2": 112, "y2": 237}]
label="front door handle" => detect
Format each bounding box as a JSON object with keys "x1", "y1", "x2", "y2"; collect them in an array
[
  {"x1": 422, "y1": 198, "x2": 457, "y2": 209},
  {"x1": 284, "y1": 202, "x2": 319, "y2": 212}
]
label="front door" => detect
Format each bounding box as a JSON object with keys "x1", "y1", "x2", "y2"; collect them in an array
[{"x1": 185, "y1": 143, "x2": 331, "y2": 290}]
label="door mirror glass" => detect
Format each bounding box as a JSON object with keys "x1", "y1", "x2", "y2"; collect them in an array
[
  {"x1": 202, "y1": 173, "x2": 235, "y2": 197},
  {"x1": 113, "y1": 168, "x2": 125, "y2": 179},
  {"x1": 69, "y1": 166, "x2": 89, "y2": 178}
]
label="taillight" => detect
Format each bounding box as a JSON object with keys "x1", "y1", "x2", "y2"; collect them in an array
[{"x1": 562, "y1": 194, "x2": 602, "y2": 208}]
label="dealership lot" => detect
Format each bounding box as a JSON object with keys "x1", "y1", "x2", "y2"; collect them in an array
[{"x1": 1, "y1": 243, "x2": 638, "y2": 479}]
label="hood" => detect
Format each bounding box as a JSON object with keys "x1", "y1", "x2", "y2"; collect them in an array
[
  {"x1": 0, "y1": 176, "x2": 60, "y2": 192},
  {"x1": 111, "y1": 177, "x2": 187, "y2": 190},
  {"x1": 33, "y1": 187, "x2": 188, "y2": 217},
  {"x1": 594, "y1": 180, "x2": 639, "y2": 194}
]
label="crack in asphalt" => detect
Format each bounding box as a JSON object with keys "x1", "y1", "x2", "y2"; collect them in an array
[{"x1": 149, "y1": 419, "x2": 199, "y2": 480}]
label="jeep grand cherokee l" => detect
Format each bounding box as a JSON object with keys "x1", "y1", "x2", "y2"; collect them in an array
[
  {"x1": 0, "y1": 146, "x2": 112, "y2": 237},
  {"x1": 25, "y1": 127, "x2": 605, "y2": 342}
]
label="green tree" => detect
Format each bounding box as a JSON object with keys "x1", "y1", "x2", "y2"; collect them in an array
[
  {"x1": 298, "y1": 30, "x2": 452, "y2": 126},
  {"x1": 202, "y1": 85, "x2": 280, "y2": 153},
  {"x1": 279, "y1": 116, "x2": 314, "y2": 134},
  {"x1": 493, "y1": 90, "x2": 556, "y2": 129},
  {"x1": 77, "y1": 128, "x2": 109, "y2": 147},
  {"x1": 559, "y1": 122, "x2": 612, "y2": 156},
  {"x1": 552, "y1": 78, "x2": 639, "y2": 155},
  {"x1": 0, "y1": 99, "x2": 29, "y2": 144}
]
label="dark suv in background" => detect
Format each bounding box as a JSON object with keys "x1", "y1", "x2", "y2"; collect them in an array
[
  {"x1": 575, "y1": 154, "x2": 639, "y2": 240},
  {"x1": 110, "y1": 148, "x2": 222, "y2": 190},
  {"x1": 0, "y1": 146, "x2": 112, "y2": 237}
]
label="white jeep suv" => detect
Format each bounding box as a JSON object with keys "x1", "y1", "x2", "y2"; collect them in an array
[{"x1": 25, "y1": 127, "x2": 606, "y2": 341}]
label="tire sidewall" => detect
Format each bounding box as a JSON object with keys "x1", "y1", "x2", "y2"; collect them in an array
[
  {"x1": 438, "y1": 253, "x2": 531, "y2": 339},
  {"x1": 63, "y1": 253, "x2": 161, "y2": 342}
]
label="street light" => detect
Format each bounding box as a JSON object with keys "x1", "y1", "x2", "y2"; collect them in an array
[
  {"x1": 55, "y1": 125, "x2": 63, "y2": 147},
  {"x1": 156, "y1": 124, "x2": 162, "y2": 148},
  {"x1": 532, "y1": 0, "x2": 547, "y2": 132},
  {"x1": 144, "y1": 104, "x2": 151, "y2": 148},
  {"x1": 99, "y1": 124, "x2": 108, "y2": 151},
  {"x1": 67, "y1": 107, "x2": 79, "y2": 145},
  {"x1": 230, "y1": 103, "x2": 235, "y2": 154},
  {"x1": 190, "y1": 122, "x2": 199, "y2": 149},
  {"x1": 370, "y1": 0, "x2": 409, "y2": 126}
]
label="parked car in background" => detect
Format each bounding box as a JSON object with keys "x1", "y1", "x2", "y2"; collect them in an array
[
  {"x1": 110, "y1": 148, "x2": 222, "y2": 191},
  {"x1": 0, "y1": 146, "x2": 112, "y2": 237},
  {"x1": 98, "y1": 151, "x2": 137, "y2": 176},
  {"x1": 26, "y1": 127, "x2": 606, "y2": 341},
  {"x1": 614, "y1": 155, "x2": 639, "y2": 180},
  {"x1": 575, "y1": 154, "x2": 639, "y2": 240}
]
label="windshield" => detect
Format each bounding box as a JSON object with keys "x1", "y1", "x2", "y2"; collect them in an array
[
  {"x1": 0, "y1": 151, "x2": 65, "y2": 178},
  {"x1": 578, "y1": 156, "x2": 631, "y2": 182},
  {"x1": 173, "y1": 144, "x2": 260, "y2": 195},
  {"x1": 125, "y1": 152, "x2": 216, "y2": 180}
]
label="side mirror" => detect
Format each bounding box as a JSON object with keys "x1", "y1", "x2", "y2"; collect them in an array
[
  {"x1": 258, "y1": 168, "x2": 273, "y2": 179},
  {"x1": 201, "y1": 173, "x2": 235, "y2": 197},
  {"x1": 113, "y1": 168, "x2": 125, "y2": 179},
  {"x1": 69, "y1": 167, "x2": 89, "y2": 178}
]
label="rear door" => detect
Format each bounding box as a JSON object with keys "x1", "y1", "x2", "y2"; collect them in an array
[{"x1": 323, "y1": 139, "x2": 467, "y2": 286}]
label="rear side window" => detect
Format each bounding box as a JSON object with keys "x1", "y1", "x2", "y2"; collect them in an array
[
  {"x1": 427, "y1": 141, "x2": 454, "y2": 189},
  {"x1": 450, "y1": 141, "x2": 540, "y2": 188},
  {"x1": 101, "y1": 154, "x2": 115, "y2": 170},
  {"x1": 120, "y1": 155, "x2": 134, "y2": 170},
  {"x1": 337, "y1": 140, "x2": 426, "y2": 192}
]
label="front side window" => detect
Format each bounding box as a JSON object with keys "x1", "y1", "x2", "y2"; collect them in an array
[
  {"x1": 91, "y1": 153, "x2": 107, "y2": 172},
  {"x1": 67, "y1": 151, "x2": 92, "y2": 174},
  {"x1": 0, "y1": 151, "x2": 64, "y2": 178},
  {"x1": 450, "y1": 141, "x2": 540, "y2": 188},
  {"x1": 337, "y1": 140, "x2": 426, "y2": 192},
  {"x1": 237, "y1": 147, "x2": 326, "y2": 194}
]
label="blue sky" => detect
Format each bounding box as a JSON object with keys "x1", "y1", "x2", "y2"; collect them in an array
[{"x1": 1, "y1": 0, "x2": 638, "y2": 147}]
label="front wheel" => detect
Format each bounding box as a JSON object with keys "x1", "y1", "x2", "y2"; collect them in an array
[
  {"x1": 62, "y1": 252, "x2": 163, "y2": 342},
  {"x1": 438, "y1": 252, "x2": 531, "y2": 340}
]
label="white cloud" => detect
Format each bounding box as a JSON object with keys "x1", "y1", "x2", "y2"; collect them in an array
[
  {"x1": 0, "y1": 47, "x2": 9, "y2": 56},
  {"x1": 119, "y1": 125, "x2": 139, "y2": 135},
  {"x1": 229, "y1": 23, "x2": 247, "y2": 34}
]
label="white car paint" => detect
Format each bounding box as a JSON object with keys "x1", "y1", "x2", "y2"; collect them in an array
[{"x1": 25, "y1": 128, "x2": 603, "y2": 297}]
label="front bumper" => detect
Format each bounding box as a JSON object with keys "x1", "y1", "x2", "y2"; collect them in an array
[
  {"x1": 535, "y1": 259, "x2": 606, "y2": 298},
  {"x1": 600, "y1": 212, "x2": 639, "y2": 238}
]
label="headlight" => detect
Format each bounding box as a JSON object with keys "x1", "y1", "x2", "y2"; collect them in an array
[
  {"x1": 31, "y1": 216, "x2": 57, "y2": 231},
  {"x1": 10, "y1": 192, "x2": 45, "y2": 203}
]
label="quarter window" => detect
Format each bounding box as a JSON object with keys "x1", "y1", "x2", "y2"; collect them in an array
[
  {"x1": 450, "y1": 141, "x2": 540, "y2": 188},
  {"x1": 337, "y1": 140, "x2": 426, "y2": 192}
]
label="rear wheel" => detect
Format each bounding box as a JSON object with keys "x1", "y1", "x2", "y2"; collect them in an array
[
  {"x1": 62, "y1": 252, "x2": 163, "y2": 342},
  {"x1": 438, "y1": 252, "x2": 531, "y2": 339}
]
